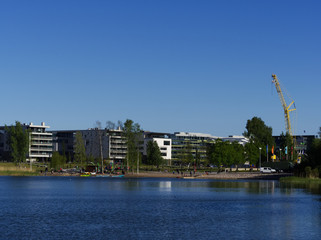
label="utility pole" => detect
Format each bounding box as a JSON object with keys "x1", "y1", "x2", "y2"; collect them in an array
[
  {"x1": 99, "y1": 131, "x2": 103, "y2": 174},
  {"x1": 259, "y1": 147, "x2": 262, "y2": 170},
  {"x1": 137, "y1": 149, "x2": 139, "y2": 174}
]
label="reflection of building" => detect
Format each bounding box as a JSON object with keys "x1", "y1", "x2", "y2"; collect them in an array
[
  {"x1": 170, "y1": 132, "x2": 217, "y2": 164},
  {"x1": 143, "y1": 132, "x2": 172, "y2": 165},
  {"x1": 0, "y1": 122, "x2": 53, "y2": 162}
]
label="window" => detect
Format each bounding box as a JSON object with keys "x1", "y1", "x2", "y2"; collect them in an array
[{"x1": 164, "y1": 140, "x2": 170, "y2": 146}]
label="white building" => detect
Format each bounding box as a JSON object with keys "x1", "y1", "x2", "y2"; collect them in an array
[
  {"x1": 27, "y1": 122, "x2": 53, "y2": 162},
  {"x1": 143, "y1": 132, "x2": 172, "y2": 165},
  {"x1": 220, "y1": 135, "x2": 249, "y2": 146},
  {"x1": 169, "y1": 132, "x2": 218, "y2": 165}
]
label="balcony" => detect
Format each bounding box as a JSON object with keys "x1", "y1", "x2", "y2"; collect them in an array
[{"x1": 30, "y1": 147, "x2": 52, "y2": 152}]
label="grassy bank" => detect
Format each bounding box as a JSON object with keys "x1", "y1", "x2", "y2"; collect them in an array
[
  {"x1": 0, "y1": 170, "x2": 39, "y2": 176},
  {"x1": 0, "y1": 162, "x2": 40, "y2": 176},
  {"x1": 279, "y1": 176, "x2": 321, "y2": 184}
]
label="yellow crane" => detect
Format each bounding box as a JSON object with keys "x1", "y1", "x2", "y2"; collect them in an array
[{"x1": 271, "y1": 74, "x2": 296, "y2": 142}]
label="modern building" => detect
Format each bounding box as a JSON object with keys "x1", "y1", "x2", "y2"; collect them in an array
[
  {"x1": 143, "y1": 132, "x2": 172, "y2": 165},
  {"x1": 52, "y1": 128, "x2": 127, "y2": 163},
  {"x1": 108, "y1": 128, "x2": 127, "y2": 163},
  {"x1": 220, "y1": 135, "x2": 249, "y2": 146},
  {"x1": 0, "y1": 122, "x2": 53, "y2": 162},
  {"x1": 27, "y1": 122, "x2": 53, "y2": 162},
  {"x1": 170, "y1": 132, "x2": 217, "y2": 164}
]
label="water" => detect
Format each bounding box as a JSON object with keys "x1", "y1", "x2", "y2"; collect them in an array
[{"x1": 0, "y1": 177, "x2": 320, "y2": 240}]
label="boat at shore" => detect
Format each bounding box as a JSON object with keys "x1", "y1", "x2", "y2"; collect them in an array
[
  {"x1": 80, "y1": 172, "x2": 91, "y2": 177},
  {"x1": 96, "y1": 174, "x2": 125, "y2": 178}
]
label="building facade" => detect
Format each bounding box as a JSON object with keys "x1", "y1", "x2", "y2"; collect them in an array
[
  {"x1": 143, "y1": 132, "x2": 172, "y2": 165},
  {"x1": 0, "y1": 122, "x2": 53, "y2": 162},
  {"x1": 220, "y1": 135, "x2": 249, "y2": 146},
  {"x1": 170, "y1": 132, "x2": 217, "y2": 165},
  {"x1": 52, "y1": 128, "x2": 127, "y2": 163},
  {"x1": 27, "y1": 122, "x2": 53, "y2": 162}
]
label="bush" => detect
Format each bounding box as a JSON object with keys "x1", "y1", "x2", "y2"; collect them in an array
[
  {"x1": 312, "y1": 168, "x2": 319, "y2": 179},
  {"x1": 305, "y1": 166, "x2": 312, "y2": 178}
]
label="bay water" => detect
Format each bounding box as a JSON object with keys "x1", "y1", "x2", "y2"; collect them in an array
[{"x1": 0, "y1": 176, "x2": 320, "y2": 239}]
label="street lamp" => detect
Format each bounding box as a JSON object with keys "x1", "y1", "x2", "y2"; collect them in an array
[
  {"x1": 259, "y1": 147, "x2": 262, "y2": 170},
  {"x1": 279, "y1": 148, "x2": 282, "y2": 161}
]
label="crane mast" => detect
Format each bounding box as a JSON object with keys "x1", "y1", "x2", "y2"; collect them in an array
[{"x1": 271, "y1": 74, "x2": 296, "y2": 138}]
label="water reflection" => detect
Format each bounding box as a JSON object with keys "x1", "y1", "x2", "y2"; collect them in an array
[
  {"x1": 280, "y1": 181, "x2": 321, "y2": 196},
  {"x1": 1, "y1": 177, "x2": 321, "y2": 240},
  {"x1": 159, "y1": 181, "x2": 172, "y2": 191}
]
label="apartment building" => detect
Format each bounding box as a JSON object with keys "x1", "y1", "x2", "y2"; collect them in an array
[
  {"x1": 143, "y1": 132, "x2": 172, "y2": 165},
  {"x1": 52, "y1": 128, "x2": 127, "y2": 163},
  {"x1": 170, "y1": 132, "x2": 217, "y2": 164},
  {"x1": 220, "y1": 135, "x2": 249, "y2": 146},
  {"x1": 27, "y1": 122, "x2": 53, "y2": 162},
  {"x1": 0, "y1": 122, "x2": 53, "y2": 162}
]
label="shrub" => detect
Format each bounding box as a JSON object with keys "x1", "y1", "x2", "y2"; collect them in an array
[
  {"x1": 312, "y1": 168, "x2": 319, "y2": 179},
  {"x1": 305, "y1": 166, "x2": 312, "y2": 178}
]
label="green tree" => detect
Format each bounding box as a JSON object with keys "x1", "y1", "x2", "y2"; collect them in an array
[
  {"x1": 307, "y1": 138, "x2": 321, "y2": 168},
  {"x1": 244, "y1": 139, "x2": 260, "y2": 165},
  {"x1": 74, "y1": 131, "x2": 86, "y2": 165},
  {"x1": 195, "y1": 148, "x2": 201, "y2": 168},
  {"x1": 211, "y1": 139, "x2": 226, "y2": 169},
  {"x1": 50, "y1": 152, "x2": 66, "y2": 170},
  {"x1": 5, "y1": 121, "x2": 29, "y2": 164},
  {"x1": 185, "y1": 142, "x2": 194, "y2": 168},
  {"x1": 123, "y1": 119, "x2": 142, "y2": 172},
  {"x1": 244, "y1": 117, "x2": 275, "y2": 161},
  {"x1": 232, "y1": 141, "x2": 245, "y2": 169},
  {"x1": 146, "y1": 140, "x2": 163, "y2": 168}
]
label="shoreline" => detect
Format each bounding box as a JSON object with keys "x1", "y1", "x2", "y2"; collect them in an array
[
  {"x1": 28, "y1": 171, "x2": 293, "y2": 180},
  {"x1": 124, "y1": 171, "x2": 293, "y2": 180}
]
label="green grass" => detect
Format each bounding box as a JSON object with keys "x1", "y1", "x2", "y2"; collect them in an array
[
  {"x1": 0, "y1": 162, "x2": 41, "y2": 176},
  {"x1": 0, "y1": 170, "x2": 39, "y2": 176},
  {"x1": 279, "y1": 176, "x2": 321, "y2": 183}
]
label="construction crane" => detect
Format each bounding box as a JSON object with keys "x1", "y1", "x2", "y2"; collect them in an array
[{"x1": 271, "y1": 74, "x2": 296, "y2": 142}]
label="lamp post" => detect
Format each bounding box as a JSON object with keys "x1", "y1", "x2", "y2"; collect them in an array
[
  {"x1": 259, "y1": 147, "x2": 262, "y2": 170},
  {"x1": 280, "y1": 148, "x2": 282, "y2": 161}
]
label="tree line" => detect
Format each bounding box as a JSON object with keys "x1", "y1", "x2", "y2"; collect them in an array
[{"x1": 5, "y1": 117, "x2": 317, "y2": 174}]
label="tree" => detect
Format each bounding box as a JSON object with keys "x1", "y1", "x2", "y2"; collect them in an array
[
  {"x1": 231, "y1": 141, "x2": 245, "y2": 170},
  {"x1": 146, "y1": 140, "x2": 163, "y2": 168},
  {"x1": 74, "y1": 131, "x2": 86, "y2": 165},
  {"x1": 244, "y1": 140, "x2": 259, "y2": 165},
  {"x1": 5, "y1": 121, "x2": 29, "y2": 164},
  {"x1": 211, "y1": 139, "x2": 226, "y2": 169},
  {"x1": 279, "y1": 132, "x2": 294, "y2": 161},
  {"x1": 95, "y1": 121, "x2": 104, "y2": 172},
  {"x1": 185, "y1": 142, "x2": 194, "y2": 168},
  {"x1": 244, "y1": 117, "x2": 275, "y2": 160},
  {"x1": 307, "y1": 138, "x2": 321, "y2": 168},
  {"x1": 123, "y1": 119, "x2": 142, "y2": 172},
  {"x1": 106, "y1": 121, "x2": 116, "y2": 130},
  {"x1": 50, "y1": 152, "x2": 66, "y2": 170}
]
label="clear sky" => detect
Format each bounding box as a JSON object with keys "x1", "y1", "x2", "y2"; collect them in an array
[{"x1": 1, "y1": 0, "x2": 320, "y2": 137}]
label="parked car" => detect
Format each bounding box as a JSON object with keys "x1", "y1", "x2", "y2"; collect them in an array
[{"x1": 260, "y1": 167, "x2": 276, "y2": 173}]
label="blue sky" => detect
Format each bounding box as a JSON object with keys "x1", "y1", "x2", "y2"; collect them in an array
[{"x1": 1, "y1": 0, "x2": 320, "y2": 137}]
